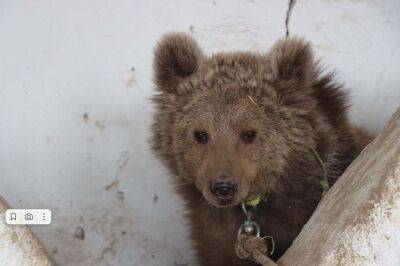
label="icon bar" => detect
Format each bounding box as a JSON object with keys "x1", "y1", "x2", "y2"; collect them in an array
[{"x1": 5, "y1": 209, "x2": 51, "y2": 225}]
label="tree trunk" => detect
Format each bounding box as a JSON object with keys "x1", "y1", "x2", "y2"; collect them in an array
[
  {"x1": 0, "y1": 196, "x2": 55, "y2": 265},
  {"x1": 279, "y1": 108, "x2": 400, "y2": 265}
]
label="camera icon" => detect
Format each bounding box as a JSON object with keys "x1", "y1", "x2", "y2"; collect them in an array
[{"x1": 25, "y1": 213, "x2": 34, "y2": 221}]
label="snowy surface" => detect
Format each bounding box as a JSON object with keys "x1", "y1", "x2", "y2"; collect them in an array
[{"x1": 0, "y1": 1, "x2": 399, "y2": 265}]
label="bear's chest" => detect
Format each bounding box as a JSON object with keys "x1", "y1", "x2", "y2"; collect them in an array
[{"x1": 191, "y1": 195, "x2": 319, "y2": 264}]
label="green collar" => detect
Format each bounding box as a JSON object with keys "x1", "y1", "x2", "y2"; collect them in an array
[{"x1": 244, "y1": 194, "x2": 263, "y2": 207}]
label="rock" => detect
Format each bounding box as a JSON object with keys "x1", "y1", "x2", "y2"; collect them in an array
[
  {"x1": 74, "y1": 226, "x2": 85, "y2": 240},
  {"x1": 0, "y1": 196, "x2": 55, "y2": 265},
  {"x1": 280, "y1": 108, "x2": 400, "y2": 265}
]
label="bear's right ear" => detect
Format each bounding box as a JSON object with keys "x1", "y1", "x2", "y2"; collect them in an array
[{"x1": 153, "y1": 33, "x2": 204, "y2": 94}]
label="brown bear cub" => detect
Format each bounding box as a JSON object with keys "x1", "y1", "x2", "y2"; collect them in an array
[{"x1": 150, "y1": 33, "x2": 373, "y2": 265}]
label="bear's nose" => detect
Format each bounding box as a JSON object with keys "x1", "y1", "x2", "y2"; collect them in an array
[{"x1": 210, "y1": 178, "x2": 238, "y2": 204}]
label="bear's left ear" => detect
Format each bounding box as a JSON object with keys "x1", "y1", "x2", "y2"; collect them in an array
[
  {"x1": 153, "y1": 32, "x2": 204, "y2": 94},
  {"x1": 266, "y1": 37, "x2": 314, "y2": 91}
]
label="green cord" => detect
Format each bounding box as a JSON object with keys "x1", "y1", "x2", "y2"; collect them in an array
[{"x1": 312, "y1": 149, "x2": 330, "y2": 195}]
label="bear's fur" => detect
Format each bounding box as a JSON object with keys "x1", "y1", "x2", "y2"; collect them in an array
[{"x1": 150, "y1": 33, "x2": 373, "y2": 265}]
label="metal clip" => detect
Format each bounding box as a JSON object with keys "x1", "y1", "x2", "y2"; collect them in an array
[{"x1": 237, "y1": 203, "x2": 261, "y2": 241}]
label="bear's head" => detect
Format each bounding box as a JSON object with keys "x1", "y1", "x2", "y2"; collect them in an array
[{"x1": 151, "y1": 33, "x2": 322, "y2": 207}]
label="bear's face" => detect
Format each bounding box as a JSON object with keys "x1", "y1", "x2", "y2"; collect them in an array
[
  {"x1": 152, "y1": 33, "x2": 317, "y2": 207},
  {"x1": 174, "y1": 88, "x2": 279, "y2": 207}
]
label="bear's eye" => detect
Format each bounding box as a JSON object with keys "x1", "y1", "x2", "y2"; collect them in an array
[
  {"x1": 241, "y1": 130, "x2": 256, "y2": 143},
  {"x1": 194, "y1": 130, "x2": 209, "y2": 144}
]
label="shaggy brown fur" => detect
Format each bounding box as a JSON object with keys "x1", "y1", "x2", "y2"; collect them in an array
[{"x1": 150, "y1": 33, "x2": 373, "y2": 265}]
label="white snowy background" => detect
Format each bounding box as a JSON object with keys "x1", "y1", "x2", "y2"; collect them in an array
[{"x1": 0, "y1": 0, "x2": 399, "y2": 265}]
